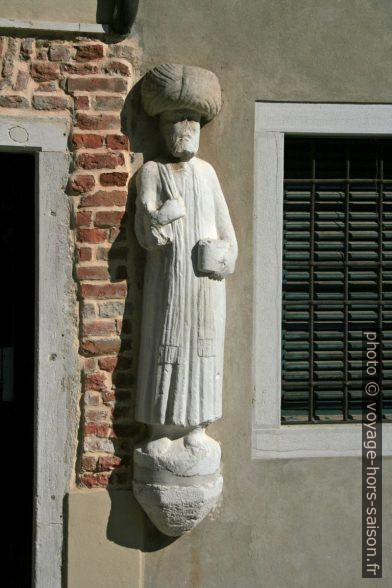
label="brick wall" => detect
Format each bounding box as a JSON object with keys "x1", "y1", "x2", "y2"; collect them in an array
[{"x1": 0, "y1": 34, "x2": 143, "y2": 489}]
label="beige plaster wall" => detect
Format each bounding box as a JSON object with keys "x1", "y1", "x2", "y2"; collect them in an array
[
  {"x1": 66, "y1": 0, "x2": 392, "y2": 586},
  {"x1": 0, "y1": 0, "x2": 96, "y2": 23},
  {"x1": 68, "y1": 490, "x2": 144, "y2": 588}
]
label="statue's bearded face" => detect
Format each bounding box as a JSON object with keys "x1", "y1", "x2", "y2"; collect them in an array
[{"x1": 160, "y1": 110, "x2": 201, "y2": 160}]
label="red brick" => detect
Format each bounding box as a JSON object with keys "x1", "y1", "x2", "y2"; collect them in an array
[
  {"x1": 76, "y1": 113, "x2": 119, "y2": 131},
  {"x1": 95, "y1": 211, "x2": 124, "y2": 227},
  {"x1": 100, "y1": 172, "x2": 128, "y2": 187},
  {"x1": 72, "y1": 133, "x2": 103, "y2": 149},
  {"x1": 71, "y1": 175, "x2": 95, "y2": 194},
  {"x1": 2, "y1": 54, "x2": 15, "y2": 80},
  {"x1": 80, "y1": 190, "x2": 127, "y2": 208},
  {"x1": 94, "y1": 95, "x2": 124, "y2": 111},
  {"x1": 106, "y1": 134, "x2": 128, "y2": 150},
  {"x1": 36, "y1": 48, "x2": 48, "y2": 60},
  {"x1": 84, "y1": 423, "x2": 111, "y2": 438},
  {"x1": 102, "y1": 390, "x2": 116, "y2": 403},
  {"x1": 77, "y1": 228, "x2": 108, "y2": 244},
  {"x1": 83, "y1": 320, "x2": 116, "y2": 337},
  {"x1": 63, "y1": 63, "x2": 99, "y2": 76},
  {"x1": 116, "y1": 318, "x2": 131, "y2": 335},
  {"x1": 14, "y1": 70, "x2": 29, "y2": 91},
  {"x1": 80, "y1": 338, "x2": 121, "y2": 356},
  {"x1": 77, "y1": 266, "x2": 109, "y2": 281},
  {"x1": 80, "y1": 282, "x2": 127, "y2": 299},
  {"x1": 104, "y1": 60, "x2": 130, "y2": 76},
  {"x1": 75, "y1": 210, "x2": 92, "y2": 226},
  {"x1": 31, "y1": 61, "x2": 60, "y2": 82},
  {"x1": 21, "y1": 38, "x2": 34, "y2": 57},
  {"x1": 68, "y1": 77, "x2": 127, "y2": 93},
  {"x1": 80, "y1": 472, "x2": 110, "y2": 488},
  {"x1": 49, "y1": 45, "x2": 72, "y2": 62},
  {"x1": 74, "y1": 95, "x2": 90, "y2": 110},
  {"x1": 82, "y1": 454, "x2": 98, "y2": 471},
  {"x1": 76, "y1": 44, "x2": 104, "y2": 62},
  {"x1": 76, "y1": 152, "x2": 124, "y2": 170},
  {"x1": 33, "y1": 95, "x2": 69, "y2": 110},
  {"x1": 86, "y1": 408, "x2": 111, "y2": 424},
  {"x1": 109, "y1": 227, "x2": 123, "y2": 243},
  {"x1": 0, "y1": 95, "x2": 29, "y2": 109},
  {"x1": 77, "y1": 246, "x2": 92, "y2": 262},
  {"x1": 36, "y1": 81, "x2": 58, "y2": 92},
  {"x1": 84, "y1": 371, "x2": 110, "y2": 391},
  {"x1": 98, "y1": 356, "x2": 118, "y2": 372},
  {"x1": 84, "y1": 358, "x2": 97, "y2": 372},
  {"x1": 97, "y1": 455, "x2": 121, "y2": 471},
  {"x1": 81, "y1": 302, "x2": 97, "y2": 319},
  {"x1": 84, "y1": 391, "x2": 101, "y2": 406}
]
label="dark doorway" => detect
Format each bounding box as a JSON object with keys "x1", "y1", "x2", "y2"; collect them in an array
[{"x1": 0, "y1": 152, "x2": 35, "y2": 587}]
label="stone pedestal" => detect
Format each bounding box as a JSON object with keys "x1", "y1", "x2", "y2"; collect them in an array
[{"x1": 133, "y1": 429, "x2": 222, "y2": 536}]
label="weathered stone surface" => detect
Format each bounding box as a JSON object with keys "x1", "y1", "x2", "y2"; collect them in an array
[
  {"x1": 106, "y1": 134, "x2": 129, "y2": 150},
  {"x1": 33, "y1": 95, "x2": 70, "y2": 110},
  {"x1": 76, "y1": 44, "x2": 104, "y2": 62},
  {"x1": 0, "y1": 95, "x2": 29, "y2": 108},
  {"x1": 133, "y1": 430, "x2": 222, "y2": 536},
  {"x1": 99, "y1": 172, "x2": 128, "y2": 186},
  {"x1": 133, "y1": 478, "x2": 222, "y2": 537},
  {"x1": 14, "y1": 70, "x2": 29, "y2": 91},
  {"x1": 130, "y1": 63, "x2": 237, "y2": 536},
  {"x1": 71, "y1": 175, "x2": 95, "y2": 194},
  {"x1": 31, "y1": 61, "x2": 60, "y2": 82},
  {"x1": 134, "y1": 430, "x2": 221, "y2": 477},
  {"x1": 49, "y1": 44, "x2": 72, "y2": 62},
  {"x1": 76, "y1": 113, "x2": 120, "y2": 131},
  {"x1": 72, "y1": 133, "x2": 103, "y2": 150},
  {"x1": 94, "y1": 95, "x2": 124, "y2": 111},
  {"x1": 68, "y1": 76, "x2": 127, "y2": 93},
  {"x1": 99, "y1": 301, "x2": 125, "y2": 318}
]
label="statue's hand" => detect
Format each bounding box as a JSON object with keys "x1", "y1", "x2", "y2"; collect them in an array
[
  {"x1": 209, "y1": 255, "x2": 235, "y2": 281},
  {"x1": 152, "y1": 197, "x2": 186, "y2": 226}
]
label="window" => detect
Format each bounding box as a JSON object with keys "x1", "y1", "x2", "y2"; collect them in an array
[
  {"x1": 282, "y1": 137, "x2": 392, "y2": 424},
  {"x1": 253, "y1": 103, "x2": 392, "y2": 458}
]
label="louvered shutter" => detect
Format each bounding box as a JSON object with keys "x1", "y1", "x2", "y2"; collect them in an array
[{"x1": 282, "y1": 138, "x2": 392, "y2": 423}]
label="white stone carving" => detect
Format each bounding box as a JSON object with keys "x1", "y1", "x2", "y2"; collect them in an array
[{"x1": 132, "y1": 64, "x2": 237, "y2": 536}]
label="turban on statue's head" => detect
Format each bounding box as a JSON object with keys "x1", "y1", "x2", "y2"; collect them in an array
[{"x1": 141, "y1": 63, "x2": 222, "y2": 122}]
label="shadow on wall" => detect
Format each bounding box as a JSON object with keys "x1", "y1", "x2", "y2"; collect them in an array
[{"x1": 105, "y1": 79, "x2": 178, "y2": 552}]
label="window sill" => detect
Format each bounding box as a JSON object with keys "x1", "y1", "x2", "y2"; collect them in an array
[{"x1": 253, "y1": 424, "x2": 392, "y2": 460}]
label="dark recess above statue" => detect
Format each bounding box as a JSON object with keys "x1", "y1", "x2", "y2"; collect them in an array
[{"x1": 96, "y1": 0, "x2": 139, "y2": 35}]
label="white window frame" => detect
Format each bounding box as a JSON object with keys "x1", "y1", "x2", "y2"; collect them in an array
[
  {"x1": 0, "y1": 114, "x2": 79, "y2": 586},
  {"x1": 253, "y1": 102, "x2": 392, "y2": 459}
]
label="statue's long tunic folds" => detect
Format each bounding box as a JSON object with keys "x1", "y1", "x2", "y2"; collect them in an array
[{"x1": 135, "y1": 157, "x2": 237, "y2": 427}]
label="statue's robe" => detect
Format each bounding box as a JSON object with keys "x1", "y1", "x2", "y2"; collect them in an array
[{"x1": 135, "y1": 157, "x2": 237, "y2": 427}]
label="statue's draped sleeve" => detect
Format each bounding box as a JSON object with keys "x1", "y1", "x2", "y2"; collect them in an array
[
  {"x1": 135, "y1": 161, "x2": 171, "y2": 250},
  {"x1": 211, "y1": 165, "x2": 238, "y2": 270}
]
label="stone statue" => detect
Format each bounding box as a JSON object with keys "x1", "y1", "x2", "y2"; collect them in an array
[{"x1": 132, "y1": 64, "x2": 237, "y2": 536}]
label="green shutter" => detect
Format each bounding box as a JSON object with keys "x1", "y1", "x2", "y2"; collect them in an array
[{"x1": 282, "y1": 138, "x2": 392, "y2": 423}]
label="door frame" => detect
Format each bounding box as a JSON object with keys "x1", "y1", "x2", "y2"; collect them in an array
[{"x1": 0, "y1": 114, "x2": 79, "y2": 587}]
